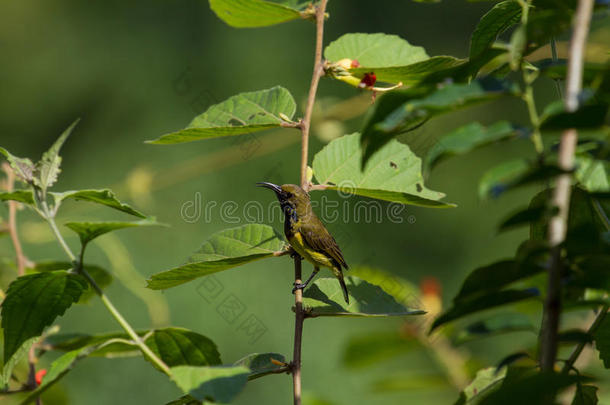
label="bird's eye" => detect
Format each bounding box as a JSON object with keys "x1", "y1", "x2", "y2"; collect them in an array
[{"x1": 285, "y1": 192, "x2": 293, "y2": 198}]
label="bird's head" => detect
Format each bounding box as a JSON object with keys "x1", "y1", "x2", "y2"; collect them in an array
[{"x1": 256, "y1": 182, "x2": 311, "y2": 215}]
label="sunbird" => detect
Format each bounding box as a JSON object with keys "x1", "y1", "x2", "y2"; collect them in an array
[{"x1": 257, "y1": 182, "x2": 350, "y2": 303}]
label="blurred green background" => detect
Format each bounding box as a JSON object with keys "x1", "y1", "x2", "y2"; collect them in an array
[{"x1": 1, "y1": 1, "x2": 608, "y2": 404}]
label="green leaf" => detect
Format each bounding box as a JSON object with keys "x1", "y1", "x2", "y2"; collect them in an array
[
  {"x1": 31, "y1": 261, "x2": 112, "y2": 303},
  {"x1": 33, "y1": 119, "x2": 79, "y2": 192},
  {"x1": 0, "y1": 148, "x2": 35, "y2": 184},
  {"x1": 362, "y1": 78, "x2": 515, "y2": 163},
  {"x1": 209, "y1": 0, "x2": 302, "y2": 28},
  {"x1": 342, "y1": 331, "x2": 421, "y2": 368},
  {"x1": 165, "y1": 396, "x2": 203, "y2": 405},
  {"x1": 234, "y1": 353, "x2": 287, "y2": 380},
  {"x1": 470, "y1": 1, "x2": 522, "y2": 59},
  {"x1": 478, "y1": 373, "x2": 586, "y2": 405},
  {"x1": 64, "y1": 218, "x2": 162, "y2": 246},
  {"x1": 425, "y1": 121, "x2": 516, "y2": 171},
  {"x1": 498, "y1": 204, "x2": 557, "y2": 233},
  {"x1": 0, "y1": 190, "x2": 35, "y2": 206},
  {"x1": 303, "y1": 276, "x2": 426, "y2": 317},
  {"x1": 325, "y1": 33, "x2": 429, "y2": 69},
  {"x1": 452, "y1": 313, "x2": 535, "y2": 345},
  {"x1": 146, "y1": 328, "x2": 221, "y2": 368},
  {"x1": 147, "y1": 87, "x2": 296, "y2": 144},
  {"x1": 593, "y1": 314, "x2": 610, "y2": 368},
  {"x1": 1, "y1": 271, "x2": 88, "y2": 363},
  {"x1": 147, "y1": 224, "x2": 285, "y2": 290},
  {"x1": 541, "y1": 103, "x2": 609, "y2": 131},
  {"x1": 20, "y1": 345, "x2": 96, "y2": 405},
  {"x1": 312, "y1": 133, "x2": 453, "y2": 207},
  {"x1": 575, "y1": 156, "x2": 609, "y2": 193},
  {"x1": 349, "y1": 266, "x2": 420, "y2": 307},
  {"x1": 1, "y1": 337, "x2": 36, "y2": 387},
  {"x1": 51, "y1": 189, "x2": 146, "y2": 218},
  {"x1": 45, "y1": 331, "x2": 140, "y2": 357},
  {"x1": 453, "y1": 260, "x2": 544, "y2": 303},
  {"x1": 572, "y1": 384, "x2": 598, "y2": 405},
  {"x1": 431, "y1": 289, "x2": 539, "y2": 331},
  {"x1": 170, "y1": 365, "x2": 250, "y2": 403},
  {"x1": 455, "y1": 367, "x2": 507, "y2": 405}
]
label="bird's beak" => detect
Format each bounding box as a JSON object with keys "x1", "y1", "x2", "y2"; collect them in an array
[{"x1": 256, "y1": 182, "x2": 282, "y2": 195}]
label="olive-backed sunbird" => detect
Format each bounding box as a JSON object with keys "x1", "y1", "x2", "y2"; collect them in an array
[{"x1": 257, "y1": 182, "x2": 350, "y2": 304}]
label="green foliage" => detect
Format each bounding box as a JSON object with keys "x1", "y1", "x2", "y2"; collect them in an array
[
  {"x1": 572, "y1": 384, "x2": 599, "y2": 405},
  {"x1": 303, "y1": 276, "x2": 426, "y2": 317},
  {"x1": 593, "y1": 314, "x2": 610, "y2": 368},
  {"x1": 0, "y1": 191, "x2": 35, "y2": 206},
  {"x1": 33, "y1": 120, "x2": 79, "y2": 193},
  {"x1": 469, "y1": 1, "x2": 521, "y2": 59},
  {"x1": 234, "y1": 353, "x2": 287, "y2": 380},
  {"x1": 51, "y1": 189, "x2": 146, "y2": 218},
  {"x1": 145, "y1": 328, "x2": 222, "y2": 368},
  {"x1": 454, "y1": 367, "x2": 507, "y2": 404},
  {"x1": 0, "y1": 148, "x2": 36, "y2": 184},
  {"x1": 170, "y1": 365, "x2": 250, "y2": 402},
  {"x1": 147, "y1": 224, "x2": 285, "y2": 289},
  {"x1": 312, "y1": 133, "x2": 453, "y2": 207},
  {"x1": 209, "y1": 0, "x2": 303, "y2": 28},
  {"x1": 1, "y1": 271, "x2": 88, "y2": 362},
  {"x1": 148, "y1": 87, "x2": 296, "y2": 144},
  {"x1": 64, "y1": 219, "x2": 162, "y2": 247}
]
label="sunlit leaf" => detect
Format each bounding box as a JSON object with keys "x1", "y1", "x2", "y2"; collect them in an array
[
  {"x1": 209, "y1": 0, "x2": 303, "y2": 28},
  {"x1": 51, "y1": 189, "x2": 146, "y2": 218},
  {"x1": 303, "y1": 276, "x2": 426, "y2": 317},
  {"x1": 1, "y1": 271, "x2": 88, "y2": 362},
  {"x1": 148, "y1": 87, "x2": 296, "y2": 144},
  {"x1": 312, "y1": 133, "x2": 453, "y2": 207},
  {"x1": 170, "y1": 365, "x2": 250, "y2": 402},
  {"x1": 147, "y1": 224, "x2": 285, "y2": 290},
  {"x1": 33, "y1": 119, "x2": 79, "y2": 192},
  {"x1": 470, "y1": 1, "x2": 522, "y2": 59}
]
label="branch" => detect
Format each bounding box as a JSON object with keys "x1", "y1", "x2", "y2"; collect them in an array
[
  {"x1": 300, "y1": 0, "x2": 328, "y2": 190},
  {"x1": 539, "y1": 0, "x2": 595, "y2": 372},
  {"x1": 292, "y1": 1, "x2": 328, "y2": 404}
]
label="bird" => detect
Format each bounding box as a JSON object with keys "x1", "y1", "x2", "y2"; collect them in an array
[{"x1": 257, "y1": 182, "x2": 350, "y2": 304}]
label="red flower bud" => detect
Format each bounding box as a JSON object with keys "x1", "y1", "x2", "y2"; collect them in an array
[
  {"x1": 35, "y1": 369, "x2": 47, "y2": 386},
  {"x1": 420, "y1": 277, "x2": 441, "y2": 297}
]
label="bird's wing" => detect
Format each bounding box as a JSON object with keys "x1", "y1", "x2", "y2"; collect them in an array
[{"x1": 299, "y1": 218, "x2": 348, "y2": 270}]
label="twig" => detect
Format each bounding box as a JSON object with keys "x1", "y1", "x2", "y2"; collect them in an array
[
  {"x1": 539, "y1": 0, "x2": 595, "y2": 372},
  {"x1": 300, "y1": 0, "x2": 328, "y2": 191},
  {"x1": 562, "y1": 305, "x2": 609, "y2": 374},
  {"x1": 2, "y1": 163, "x2": 27, "y2": 275},
  {"x1": 292, "y1": 256, "x2": 304, "y2": 405}
]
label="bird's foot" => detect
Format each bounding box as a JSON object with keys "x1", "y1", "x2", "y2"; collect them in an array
[
  {"x1": 292, "y1": 282, "x2": 306, "y2": 294},
  {"x1": 290, "y1": 251, "x2": 303, "y2": 260}
]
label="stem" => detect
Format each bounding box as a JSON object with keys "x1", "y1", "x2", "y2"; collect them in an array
[
  {"x1": 522, "y1": 83, "x2": 544, "y2": 155},
  {"x1": 539, "y1": 0, "x2": 594, "y2": 372},
  {"x1": 292, "y1": 256, "x2": 304, "y2": 405},
  {"x1": 300, "y1": 0, "x2": 328, "y2": 189},
  {"x1": 41, "y1": 207, "x2": 171, "y2": 376},
  {"x1": 562, "y1": 305, "x2": 609, "y2": 374},
  {"x1": 292, "y1": 2, "x2": 328, "y2": 403},
  {"x1": 2, "y1": 163, "x2": 27, "y2": 275},
  {"x1": 550, "y1": 37, "x2": 564, "y2": 99}
]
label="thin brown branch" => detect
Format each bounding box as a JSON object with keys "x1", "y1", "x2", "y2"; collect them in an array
[
  {"x1": 300, "y1": 0, "x2": 328, "y2": 190},
  {"x1": 2, "y1": 163, "x2": 27, "y2": 276},
  {"x1": 539, "y1": 0, "x2": 595, "y2": 372},
  {"x1": 292, "y1": 256, "x2": 304, "y2": 405}
]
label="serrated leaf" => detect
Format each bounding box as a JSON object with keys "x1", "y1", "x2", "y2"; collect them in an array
[
  {"x1": 51, "y1": 189, "x2": 146, "y2": 218},
  {"x1": 209, "y1": 0, "x2": 302, "y2": 28},
  {"x1": 312, "y1": 133, "x2": 453, "y2": 207},
  {"x1": 0, "y1": 190, "x2": 35, "y2": 206},
  {"x1": 34, "y1": 119, "x2": 79, "y2": 192},
  {"x1": 170, "y1": 365, "x2": 250, "y2": 403},
  {"x1": 470, "y1": 1, "x2": 522, "y2": 59},
  {"x1": 64, "y1": 218, "x2": 162, "y2": 246},
  {"x1": 430, "y1": 289, "x2": 539, "y2": 331},
  {"x1": 362, "y1": 78, "x2": 516, "y2": 164},
  {"x1": 146, "y1": 328, "x2": 221, "y2": 368},
  {"x1": 234, "y1": 352, "x2": 287, "y2": 380},
  {"x1": 1, "y1": 337, "x2": 36, "y2": 387},
  {"x1": 1, "y1": 271, "x2": 88, "y2": 362},
  {"x1": 20, "y1": 345, "x2": 96, "y2": 405},
  {"x1": 342, "y1": 331, "x2": 421, "y2": 368},
  {"x1": 425, "y1": 121, "x2": 516, "y2": 171},
  {"x1": 148, "y1": 87, "x2": 296, "y2": 144},
  {"x1": 147, "y1": 224, "x2": 285, "y2": 290},
  {"x1": 454, "y1": 367, "x2": 507, "y2": 405},
  {"x1": 303, "y1": 276, "x2": 426, "y2": 317},
  {"x1": 0, "y1": 148, "x2": 35, "y2": 183},
  {"x1": 32, "y1": 261, "x2": 112, "y2": 303}
]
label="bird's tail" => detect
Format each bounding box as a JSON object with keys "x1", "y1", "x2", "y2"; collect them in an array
[{"x1": 338, "y1": 273, "x2": 349, "y2": 305}]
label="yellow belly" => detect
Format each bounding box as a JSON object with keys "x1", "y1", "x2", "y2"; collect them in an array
[{"x1": 288, "y1": 232, "x2": 335, "y2": 269}]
